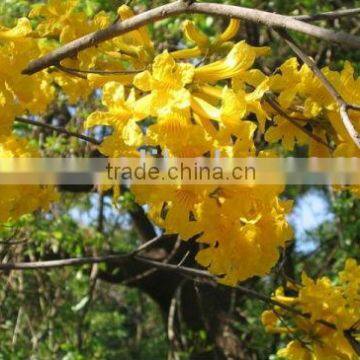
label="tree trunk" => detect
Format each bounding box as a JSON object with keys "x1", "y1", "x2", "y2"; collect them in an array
[{"x1": 98, "y1": 205, "x2": 249, "y2": 359}]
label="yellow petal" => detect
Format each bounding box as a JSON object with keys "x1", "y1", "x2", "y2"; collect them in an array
[
  {"x1": 102, "y1": 81, "x2": 126, "y2": 109},
  {"x1": 117, "y1": 5, "x2": 153, "y2": 48},
  {"x1": 182, "y1": 20, "x2": 209, "y2": 48},
  {"x1": 133, "y1": 94, "x2": 152, "y2": 120},
  {"x1": 245, "y1": 78, "x2": 269, "y2": 102},
  {"x1": 84, "y1": 112, "x2": 119, "y2": 129},
  {"x1": 278, "y1": 87, "x2": 299, "y2": 109},
  {"x1": 219, "y1": 19, "x2": 240, "y2": 42},
  {"x1": 241, "y1": 69, "x2": 268, "y2": 88},
  {"x1": 122, "y1": 120, "x2": 143, "y2": 147},
  {"x1": 197, "y1": 85, "x2": 223, "y2": 99},
  {"x1": 191, "y1": 95, "x2": 220, "y2": 120},
  {"x1": 87, "y1": 73, "x2": 134, "y2": 88},
  {"x1": 194, "y1": 42, "x2": 255, "y2": 82},
  {"x1": 170, "y1": 47, "x2": 202, "y2": 60},
  {"x1": 252, "y1": 46, "x2": 271, "y2": 57},
  {"x1": 133, "y1": 70, "x2": 153, "y2": 92},
  {"x1": 221, "y1": 87, "x2": 247, "y2": 125},
  {"x1": 247, "y1": 102, "x2": 268, "y2": 133},
  {"x1": 277, "y1": 341, "x2": 311, "y2": 360}
]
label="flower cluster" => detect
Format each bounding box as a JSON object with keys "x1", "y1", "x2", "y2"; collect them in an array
[
  {"x1": 0, "y1": 2, "x2": 152, "y2": 224},
  {"x1": 83, "y1": 9, "x2": 360, "y2": 283},
  {"x1": 0, "y1": 17, "x2": 58, "y2": 221},
  {"x1": 1, "y1": 1, "x2": 360, "y2": 284},
  {"x1": 261, "y1": 259, "x2": 360, "y2": 359},
  {"x1": 0, "y1": 136, "x2": 58, "y2": 223},
  {"x1": 84, "y1": 12, "x2": 294, "y2": 284}
]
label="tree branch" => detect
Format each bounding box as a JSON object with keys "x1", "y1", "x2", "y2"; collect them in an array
[
  {"x1": 275, "y1": 29, "x2": 360, "y2": 149},
  {"x1": 22, "y1": 1, "x2": 360, "y2": 75},
  {"x1": 264, "y1": 94, "x2": 333, "y2": 150},
  {"x1": 15, "y1": 117, "x2": 101, "y2": 145},
  {"x1": 295, "y1": 8, "x2": 360, "y2": 22},
  {"x1": 0, "y1": 248, "x2": 337, "y2": 331},
  {"x1": 54, "y1": 64, "x2": 87, "y2": 79},
  {"x1": 0, "y1": 234, "x2": 168, "y2": 271},
  {"x1": 56, "y1": 64, "x2": 145, "y2": 75}
]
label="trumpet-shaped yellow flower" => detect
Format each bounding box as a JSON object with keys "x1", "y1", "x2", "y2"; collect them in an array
[
  {"x1": 134, "y1": 51, "x2": 195, "y2": 118},
  {"x1": 194, "y1": 41, "x2": 259, "y2": 83},
  {"x1": 262, "y1": 259, "x2": 360, "y2": 359},
  {"x1": 193, "y1": 186, "x2": 293, "y2": 285},
  {"x1": 85, "y1": 82, "x2": 142, "y2": 157}
]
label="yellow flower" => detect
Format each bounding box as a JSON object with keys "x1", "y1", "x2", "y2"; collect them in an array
[
  {"x1": 30, "y1": 0, "x2": 80, "y2": 38},
  {"x1": 0, "y1": 18, "x2": 55, "y2": 134},
  {"x1": 194, "y1": 41, "x2": 259, "y2": 83},
  {"x1": 85, "y1": 82, "x2": 142, "y2": 157},
  {"x1": 171, "y1": 18, "x2": 243, "y2": 59},
  {"x1": 134, "y1": 51, "x2": 195, "y2": 118},
  {"x1": 265, "y1": 114, "x2": 309, "y2": 150},
  {"x1": 0, "y1": 136, "x2": 58, "y2": 223},
  {"x1": 277, "y1": 341, "x2": 311, "y2": 360},
  {"x1": 194, "y1": 186, "x2": 292, "y2": 285},
  {"x1": 262, "y1": 259, "x2": 360, "y2": 359},
  {"x1": 270, "y1": 57, "x2": 303, "y2": 109},
  {"x1": 132, "y1": 184, "x2": 212, "y2": 240}
]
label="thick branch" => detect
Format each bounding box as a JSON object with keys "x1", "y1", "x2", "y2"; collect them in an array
[{"x1": 23, "y1": 1, "x2": 360, "y2": 75}]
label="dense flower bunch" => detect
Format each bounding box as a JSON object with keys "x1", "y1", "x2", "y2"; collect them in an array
[
  {"x1": 0, "y1": 16, "x2": 57, "y2": 221},
  {"x1": 0, "y1": 2, "x2": 151, "y2": 225},
  {"x1": 261, "y1": 258, "x2": 360, "y2": 359},
  {"x1": 266, "y1": 57, "x2": 360, "y2": 156},
  {"x1": 0, "y1": 136, "x2": 58, "y2": 223},
  {"x1": 0, "y1": 17, "x2": 54, "y2": 136},
  {"x1": 83, "y1": 7, "x2": 360, "y2": 283},
  {"x1": 83, "y1": 10, "x2": 294, "y2": 284},
  {"x1": 1, "y1": 1, "x2": 360, "y2": 284}
]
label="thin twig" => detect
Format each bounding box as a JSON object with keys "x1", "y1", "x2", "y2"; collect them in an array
[
  {"x1": 22, "y1": 1, "x2": 360, "y2": 75},
  {"x1": 275, "y1": 29, "x2": 360, "y2": 149},
  {"x1": 0, "y1": 254, "x2": 130, "y2": 270},
  {"x1": 56, "y1": 64, "x2": 145, "y2": 75},
  {"x1": 54, "y1": 64, "x2": 87, "y2": 79},
  {"x1": 0, "y1": 234, "x2": 168, "y2": 271},
  {"x1": 15, "y1": 117, "x2": 101, "y2": 146},
  {"x1": 122, "y1": 236, "x2": 182, "y2": 285},
  {"x1": 265, "y1": 94, "x2": 333, "y2": 150},
  {"x1": 295, "y1": 8, "x2": 360, "y2": 22}
]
